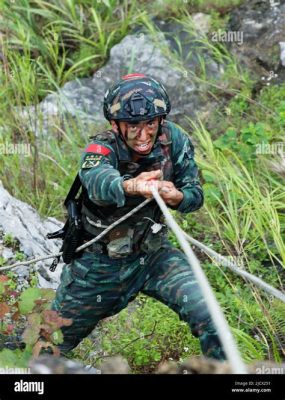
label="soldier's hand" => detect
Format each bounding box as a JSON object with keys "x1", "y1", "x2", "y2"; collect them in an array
[
  {"x1": 157, "y1": 181, "x2": 184, "y2": 207},
  {"x1": 122, "y1": 170, "x2": 163, "y2": 198}
]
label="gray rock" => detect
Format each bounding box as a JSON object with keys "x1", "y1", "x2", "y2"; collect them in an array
[
  {"x1": 18, "y1": 22, "x2": 224, "y2": 137},
  {"x1": 12, "y1": 3, "x2": 285, "y2": 140},
  {"x1": 2, "y1": 247, "x2": 14, "y2": 260},
  {"x1": 29, "y1": 354, "x2": 130, "y2": 375},
  {"x1": 0, "y1": 180, "x2": 64, "y2": 289},
  {"x1": 192, "y1": 13, "x2": 211, "y2": 35},
  {"x1": 156, "y1": 357, "x2": 285, "y2": 374},
  {"x1": 227, "y1": 0, "x2": 285, "y2": 80},
  {"x1": 29, "y1": 354, "x2": 285, "y2": 374},
  {"x1": 100, "y1": 356, "x2": 130, "y2": 374},
  {"x1": 29, "y1": 355, "x2": 101, "y2": 374}
]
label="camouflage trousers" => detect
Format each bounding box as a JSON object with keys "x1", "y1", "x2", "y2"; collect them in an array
[{"x1": 51, "y1": 239, "x2": 226, "y2": 360}]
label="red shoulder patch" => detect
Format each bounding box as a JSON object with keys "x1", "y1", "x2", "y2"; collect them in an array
[{"x1": 85, "y1": 144, "x2": 111, "y2": 156}]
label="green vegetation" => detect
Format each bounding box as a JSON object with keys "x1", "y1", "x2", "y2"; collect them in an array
[
  {"x1": 73, "y1": 296, "x2": 201, "y2": 373},
  {"x1": 0, "y1": 274, "x2": 68, "y2": 366},
  {"x1": 0, "y1": 0, "x2": 284, "y2": 373}
]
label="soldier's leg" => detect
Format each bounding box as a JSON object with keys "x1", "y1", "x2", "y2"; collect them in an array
[
  {"x1": 51, "y1": 252, "x2": 125, "y2": 355},
  {"x1": 141, "y1": 240, "x2": 226, "y2": 360}
]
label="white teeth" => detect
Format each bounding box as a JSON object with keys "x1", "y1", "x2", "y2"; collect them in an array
[{"x1": 138, "y1": 143, "x2": 148, "y2": 148}]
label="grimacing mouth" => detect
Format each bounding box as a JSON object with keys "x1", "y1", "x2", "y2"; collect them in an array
[{"x1": 136, "y1": 141, "x2": 151, "y2": 147}]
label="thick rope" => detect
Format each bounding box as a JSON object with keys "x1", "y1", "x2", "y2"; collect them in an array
[
  {"x1": 182, "y1": 232, "x2": 285, "y2": 303},
  {"x1": 150, "y1": 186, "x2": 248, "y2": 374}
]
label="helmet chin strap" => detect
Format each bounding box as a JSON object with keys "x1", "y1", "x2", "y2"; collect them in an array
[{"x1": 115, "y1": 117, "x2": 163, "y2": 157}]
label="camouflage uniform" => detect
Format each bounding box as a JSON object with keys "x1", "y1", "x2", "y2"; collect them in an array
[{"x1": 52, "y1": 119, "x2": 226, "y2": 360}]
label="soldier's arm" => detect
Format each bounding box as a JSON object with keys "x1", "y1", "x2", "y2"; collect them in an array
[
  {"x1": 170, "y1": 124, "x2": 204, "y2": 213},
  {"x1": 79, "y1": 141, "x2": 126, "y2": 207}
]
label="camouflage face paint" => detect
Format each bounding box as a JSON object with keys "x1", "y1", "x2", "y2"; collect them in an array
[{"x1": 120, "y1": 118, "x2": 160, "y2": 155}]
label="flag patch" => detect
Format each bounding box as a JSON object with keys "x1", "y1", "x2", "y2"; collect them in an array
[{"x1": 85, "y1": 144, "x2": 111, "y2": 156}]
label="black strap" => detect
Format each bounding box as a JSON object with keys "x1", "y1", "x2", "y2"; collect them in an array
[
  {"x1": 46, "y1": 173, "x2": 82, "y2": 242},
  {"x1": 64, "y1": 173, "x2": 82, "y2": 208}
]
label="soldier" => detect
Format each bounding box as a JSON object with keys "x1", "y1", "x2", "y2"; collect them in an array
[{"x1": 51, "y1": 73, "x2": 226, "y2": 361}]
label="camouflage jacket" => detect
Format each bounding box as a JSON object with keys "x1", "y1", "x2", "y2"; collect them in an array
[{"x1": 78, "y1": 120, "x2": 204, "y2": 255}]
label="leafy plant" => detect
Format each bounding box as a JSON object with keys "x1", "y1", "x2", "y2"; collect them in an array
[
  {"x1": 3, "y1": 234, "x2": 18, "y2": 250},
  {"x1": 0, "y1": 273, "x2": 71, "y2": 367}
]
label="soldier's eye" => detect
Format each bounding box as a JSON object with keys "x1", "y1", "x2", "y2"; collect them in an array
[{"x1": 129, "y1": 126, "x2": 138, "y2": 132}]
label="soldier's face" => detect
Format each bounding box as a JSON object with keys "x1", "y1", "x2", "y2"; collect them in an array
[{"x1": 111, "y1": 117, "x2": 160, "y2": 154}]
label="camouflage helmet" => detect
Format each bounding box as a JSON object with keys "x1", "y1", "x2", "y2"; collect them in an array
[{"x1": 103, "y1": 73, "x2": 171, "y2": 122}]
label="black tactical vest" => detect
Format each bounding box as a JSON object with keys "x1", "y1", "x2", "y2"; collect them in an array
[{"x1": 81, "y1": 122, "x2": 174, "y2": 253}]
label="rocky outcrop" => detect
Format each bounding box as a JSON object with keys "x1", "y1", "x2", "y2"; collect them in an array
[
  {"x1": 15, "y1": 2, "x2": 285, "y2": 139},
  {"x1": 29, "y1": 354, "x2": 131, "y2": 374},
  {"x1": 29, "y1": 355, "x2": 101, "y2": 374},
  {"x1": 227, "y1": 0, "x2": 285, "y2": 83},
  {"x1": 28, "y1": 354, "x2": 285, "y2": 374},
  {"x1": 19, "y1": 16, "x2": 224, "y2": 137},
  {"x1": 156, "y1": 357, "x2": 285, "y2": 374},
  {"x1": 0, "y1": 181, "x2": 64, "y2": 289}
]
